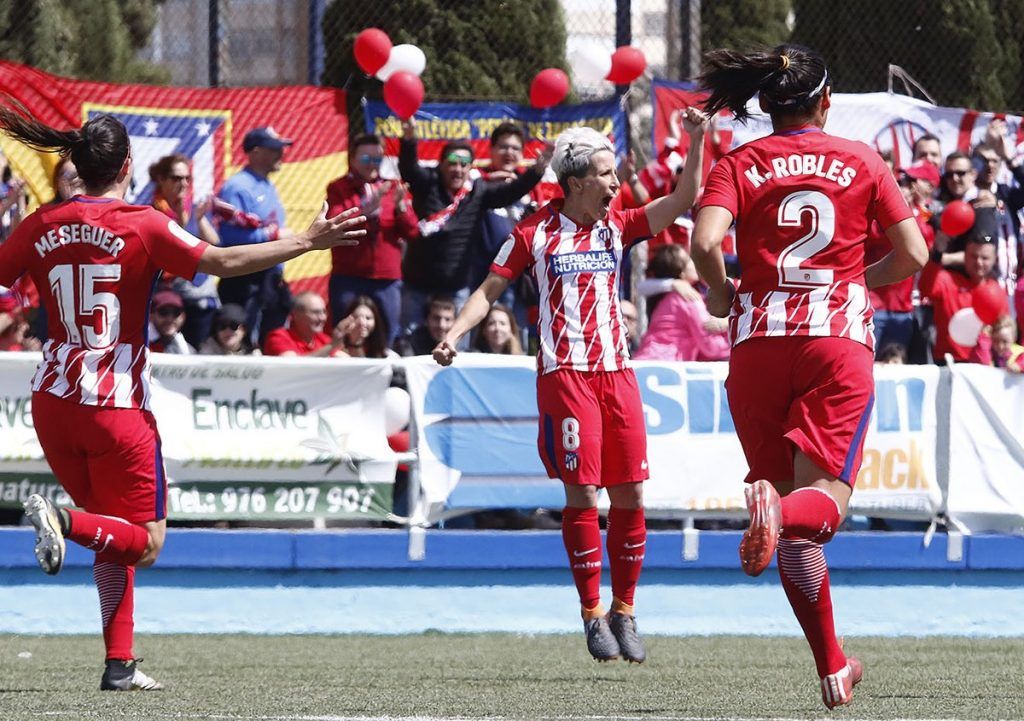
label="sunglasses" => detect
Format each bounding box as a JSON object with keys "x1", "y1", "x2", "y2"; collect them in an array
[
  {"x1": 358, "y1": 154, "x2": 384, "y2": 165},
  {"x1": 216, "y1": 321, "x2": 242, "y2": 332},
  {"x1": 155, "y1": 306, "x2": 183, "y2": 318},
  {"x1": 946, "y1": 169, "x2": 970, "y2": 177},
  {"x1": 445, "y1": 153, "x2": 473, "y2": 167},
  {"x1": 168, "y1": 174, "x2": 192, "y2": 183}
]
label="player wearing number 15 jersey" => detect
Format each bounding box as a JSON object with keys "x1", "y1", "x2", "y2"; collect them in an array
[
  {"x1": 691, "y1": 45, "x2": 928, "y2": 709},
  {"x1": 434, "y1": 116, "x2": 706, "y2": 664},
  {"x1": 0, "y1": 105, "x2": 365, "y2": 691}
]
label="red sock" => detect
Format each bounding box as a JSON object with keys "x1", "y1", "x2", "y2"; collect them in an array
[
  {"x1": 781, "y1": 487, "x2": 841, "y2": 542},
  {"x1": 65, "y1": 509, "x2": 149, "y2": 565},
  {"x1": 606, "y1": 506, "x2": 646, "y2": 607},
  {"x1": 561, "y1": 506, "x2": 602, "y2": 609},
  {"x1": 777, "y1": 538, "x2": 846, "y2": 677},
  {"x1": 94, "y1": 560, "x2": 135, "y2": 660}
]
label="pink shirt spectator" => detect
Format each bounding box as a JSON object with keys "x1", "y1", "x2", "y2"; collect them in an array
[{"x1": 634, "y1": 293, "x2": 730, "y2": 362}]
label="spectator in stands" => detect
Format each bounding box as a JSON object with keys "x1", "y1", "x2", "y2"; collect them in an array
[
  {"x1": 0, "y1": 288, "x2": 39, "y2": 352},
  {"x1": 397, "y1": 119, "x2": 549, "y2": 334},
  {"x1": 149, "y1": 154, "x2": 221, "y2": 349},
  {"x1": 0, "y1": 148, "x2": 26, "y2": 241},
  {"x1": 326, "y1": 134, "x2": 417, "y2": 344},
  {"x1": 633, "y1": 244, "x2": 730, "y2": 362},
  {"x1": 471, "y1": 304, "x2": 523, "y2": 355},
  {"x1": 199, "y1": 304, "x2": 254, "y2": 356},
  {"x1": 263, "y1": 291, "x2": 346, "y2": 358},
  {"x1": 394, "y1": 295, "x2": 455, "y2": 357},
  {"x1": 991, "y1": 314, "x2": 1024, "y2": 373},
  {"x1": 895, "y1": 162, "x2": 940, "y2": 364},
  {"x1": 217, "y1": 126, "x2": 295, "y2": 347},
  {"x1": 148, "y1": 290, "x2": 194, "y2": 354},
  {"x1": 972, "y1": 119, "x2": 1024, "y2": 294},
  {"x1": 334, "y1": 295, "x2": 396, "y2": 359},
  {"x1": 919, "y1": 232, "x2": 1003, "y2": 364},
  {"x1": 912, "y1": 133, "x2": 942, "y2": 169},
  {"x1": 875, "y1": 343, "x2": 907, "y2": 365}
]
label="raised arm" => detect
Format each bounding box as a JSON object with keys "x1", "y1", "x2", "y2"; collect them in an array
[
  {"x1": 645, "y1": 107, "x2": 707, "y2": 235},
  {"x1": 864, "y1": 218, "x2": 928, "y2": 289},
  {"x1": 198, "y1": 205, "x2": 365, "y2": 278},
  {"x1": 432, "y1": 272, "x2": 511, "y2": 366},
  {"x1": 398, "y1": 120, "x2": 433, "y2": 197}
]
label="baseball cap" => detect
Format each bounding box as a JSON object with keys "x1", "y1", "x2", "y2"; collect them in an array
[
  {"x1": 152, "y1": 289, "x2": 184, "y2": 310},
  {"x1": 214, "y1": 303, "x2": 247, "y2": 327},
  {"x1": 243, "y1": 126, "x2": 294, "y2": 152},
  {"x1": 902, "y1": 161, "x2": 940, "y2": 187}
]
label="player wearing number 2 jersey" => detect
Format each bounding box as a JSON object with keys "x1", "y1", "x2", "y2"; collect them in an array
[
  {"x1": 434, "y1": 116, "x2": 706, "y2": 664},
  {"x1": 691, "y1": 45, "x2": 927, "y2": 709},
  {"x1": 0, "y1": 105, "x2": 365, "y2": 691}
]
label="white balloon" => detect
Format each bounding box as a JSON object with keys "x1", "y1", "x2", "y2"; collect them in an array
[
  {"x1": 375, "y1": 44, "x2": 426, "y2": 81},
  {"x1": 384, "y1": 386, "x2": 411, "y2": 436},
  {"x1": 948, "y1": 307, "x2": 984, "y2": 347},
  {"x1": 569, "y1": 43, "x2": 612, "y2": 84}
]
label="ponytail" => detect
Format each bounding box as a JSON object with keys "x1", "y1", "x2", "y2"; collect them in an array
[
  {"x1": 0, "y1": 99, "x2": 129, "y2": 190},
  {"x1": 699, "y1": 44, "x2": 830, "y2": 122}
]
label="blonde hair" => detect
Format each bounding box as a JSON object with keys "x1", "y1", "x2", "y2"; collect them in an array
[{"x1": 550, "y1": 126, "x2": 614, "y2": 194}]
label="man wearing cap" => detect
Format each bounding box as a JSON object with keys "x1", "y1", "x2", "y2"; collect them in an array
[
  {"x1": 148, "y1": 289, "x2": 194, "y2": 355},
  {"x1": 216, "y1": 126, "x2": 295, "y2": 348},
  {"x1": 397, "y1": 119, "x2": 550, "y2": 337}
]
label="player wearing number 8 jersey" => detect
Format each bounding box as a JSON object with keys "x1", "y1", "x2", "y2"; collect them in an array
[
  {"x1": 691, "y1": 45, "x2": 928, "y2": 709},
  {"x1": 0, "y1": 104, "x2": 365, "y2": 691},
  {"x1": 434, "y1": 115, "x2": 707, "y2": 664}
]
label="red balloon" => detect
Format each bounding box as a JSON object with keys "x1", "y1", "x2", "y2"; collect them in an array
[
  {"x1": 383, "y1": 71, "x2": 424, "y2": 120},
  {"x1": 530, "y1": 68, "x2": 569, "y2": 108},
  {"x1": 354, "y1": 28, "x2": 392, "y2": 75},
  {"x1": 972, "y1": 280, "x2": 1008, "y2": 325},
  {"x1": 606, "y1": 46, "x2": 647, "y2": 84},
  {"x1": 940, "y1": 199, "x2": 975, "y2": 236}
]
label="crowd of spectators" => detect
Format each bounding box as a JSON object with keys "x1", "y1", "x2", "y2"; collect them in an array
[{"x1": 2, "y1": 115, "x2": 1022, "y2": 376}]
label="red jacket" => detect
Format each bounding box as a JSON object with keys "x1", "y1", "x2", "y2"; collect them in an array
[
  {"x1": 919, "y1": 261, "x2": 997, "y2": 363},
  {"x1": 325, "y1": 173, "x2": 418, "y2": 280}
]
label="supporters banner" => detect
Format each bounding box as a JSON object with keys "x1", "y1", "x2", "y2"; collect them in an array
[
  {"x1": 0, "y1": 353, "x2": 397, "y2": 521},
  {"x1": 0, "y1": 61, "x2": 348, "y2": 297},
  {"x1": 403, "y1": 358, "x2": 942, "y2": 522},
  {"x1": 651, "y1": 78, "x2": 1024, "y2": 170},
  {"x1": 364, "y1": 98, "x2": 626, "y2": 200},
  {"x1": 946, "y1": 364, "x2": 1024, "y2": 534}
]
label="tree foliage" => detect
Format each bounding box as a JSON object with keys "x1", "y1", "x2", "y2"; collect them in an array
[
  {"x1": 791, "y1": 0, "x2": 1023, "y2": 110},
  {"x1": 0, "y1": 0, "x2": 166, "y2": 83},
  {"x1": 702, "y1": 0, "x2": 793, "y2": 53}
]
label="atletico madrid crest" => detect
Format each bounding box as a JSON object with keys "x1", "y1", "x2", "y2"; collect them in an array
[{"x1": 564, "y1": 452, "x2": 579, "y2": 471}]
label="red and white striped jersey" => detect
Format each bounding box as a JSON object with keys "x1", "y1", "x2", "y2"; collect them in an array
[
  {"x1": 0, "y1": 197, "x2": 206, "y2": 409},
  {"x1": 490, "y1": 202, "x2": 651, "y2": 374},
  {"x1": 700, "y1": 127, "x2": 913, "y2": 351}
]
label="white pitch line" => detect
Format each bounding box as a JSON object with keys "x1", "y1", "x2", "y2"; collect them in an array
[{"x1": 23, "y1": 712, "x2": 1012, "y2": 721}]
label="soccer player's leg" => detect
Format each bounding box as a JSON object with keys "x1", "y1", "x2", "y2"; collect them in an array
[
  {"x1": 537, "y1": 370, "x2": 616, "y2": 660},
  {"x1": 600, "y1": 369, "x2": 649, "y2": 663},
  {"x1": 780, "y1": 338, "x2": 873, "y2": 708},
  {"x1": 725, "y1": 339, "x2": 794, "y2": 576}
]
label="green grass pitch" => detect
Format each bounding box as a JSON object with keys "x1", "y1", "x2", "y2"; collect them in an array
[{"x1": 0, "y1": 634, "x2": 1020, "y2": 720}]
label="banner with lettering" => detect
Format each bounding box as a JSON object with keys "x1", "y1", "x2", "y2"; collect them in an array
[
  {"x1": 0, "y1": 354, "x2": 397, "y2": 521},
  {"x1": 946, "y1": 363, "x2": 1024, "y2": 533},
  {"x1": 0, "y1": 60, "x2": 347, "y2": 299},
  {"x1": 364, "y1": 98, "x2": 626, "y2": 198},
  {"x1": 652, "y1": 78, "x2": 1024, "y2": 171},
  {"x1": 403, "y1": 357, "x2": 942, "y2": 523}
]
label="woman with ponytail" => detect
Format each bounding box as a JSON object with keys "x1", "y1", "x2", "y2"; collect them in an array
[
  {"x1": 690, "y1": 45, "x2": 928, "y2": 709},
  {"x1": 0, "y1": 104, "x2": 366, "y2": 691}
]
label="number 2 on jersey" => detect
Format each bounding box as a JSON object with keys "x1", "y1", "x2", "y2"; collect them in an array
[
  {"x1": 776, "y1": 190, "x2": 835, "y2": 290},
  {"x1": 48, "y1": 264, "x2": 122, "y2": 349}
]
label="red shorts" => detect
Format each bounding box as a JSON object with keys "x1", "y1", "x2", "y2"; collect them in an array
[
  {"x1": 32, "y1": 391, "x2": 168, "y2": 523},
  {"x1": 725, "y1": 337, "x2": 874, "y2": 486},
  {"x1": 536, "y1": 368, "x2": 649, "y2": 487}
]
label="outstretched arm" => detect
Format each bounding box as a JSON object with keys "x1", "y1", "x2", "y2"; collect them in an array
[
  {"x1": 644, "y1": 107, "x2": 707, "y2": 235},
  {"x1": 198, "y1": 205, "x2": 365, "y2": 278},
  {"x1": 432, "y1": 273, "x2": 511, "y2": 365}
]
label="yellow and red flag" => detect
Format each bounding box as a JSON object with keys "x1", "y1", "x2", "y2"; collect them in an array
[{"x1": 0, "y1": 61, "x2": 348, "y2": 296}]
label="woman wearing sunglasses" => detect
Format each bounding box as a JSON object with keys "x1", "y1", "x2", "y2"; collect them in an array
[{"x1": 199, "y1": 303, "x2": 254, "y2": 356}]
